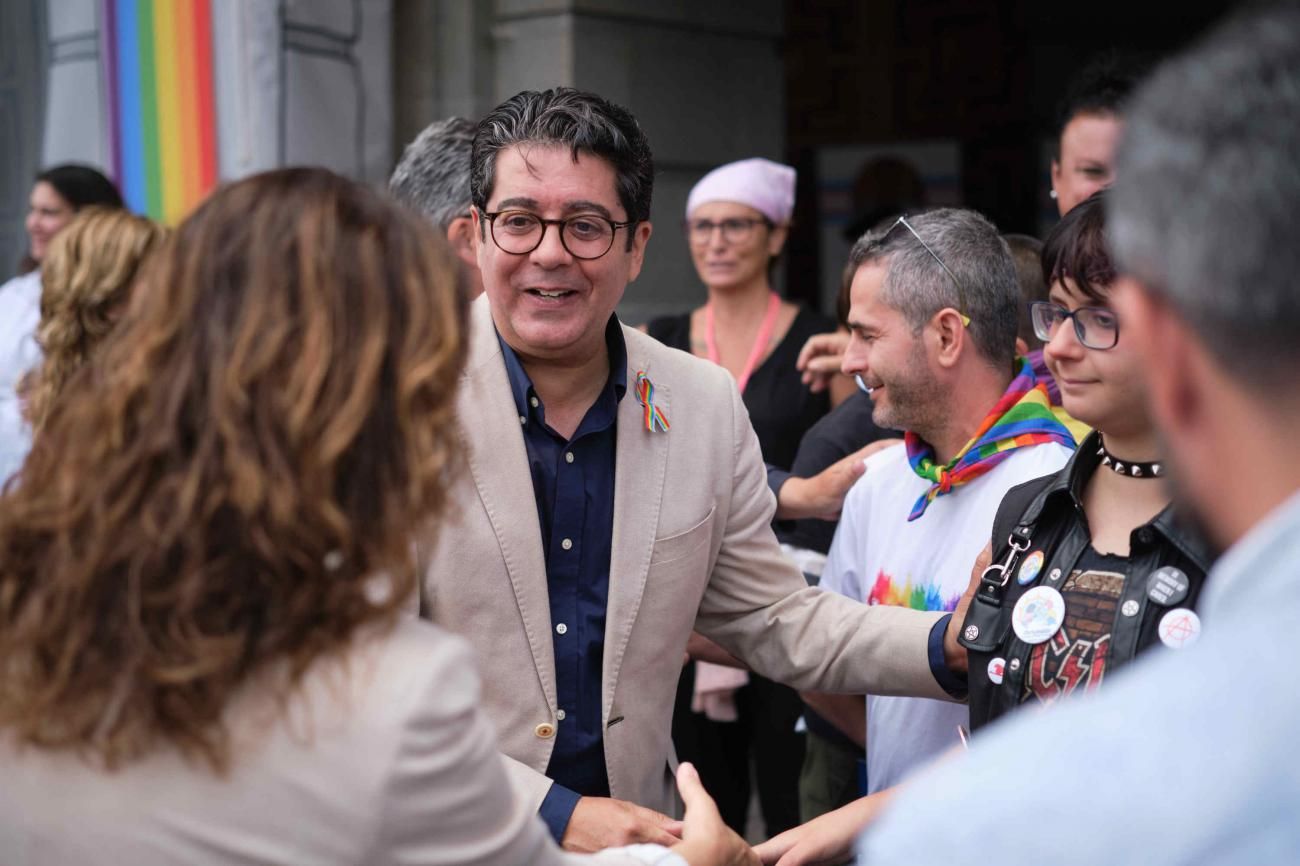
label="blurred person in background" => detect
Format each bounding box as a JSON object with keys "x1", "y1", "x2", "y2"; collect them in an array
[
  {"x1": 1048, "y1": 54, "x2": 1140, "y2": 217},
  {"x1": 647, "y1": 157, "x2": 843, "y2": 838},
  {"x1": 0, "y1": 164, "x2": 123, "y2": 483},
  {"x1": 390, "y1": 116, "x2": 483, "y2": 298},
  {"x1": 20, "y1": 207, "x2": 167, "y2": 433},
  {"x1": 0, "y1": 166, "x2": 754, "y2": 866}
]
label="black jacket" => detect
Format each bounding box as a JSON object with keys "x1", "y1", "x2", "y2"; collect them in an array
[{"x1": 961, "y1": 431, "x2": 1214, "y2": 731}]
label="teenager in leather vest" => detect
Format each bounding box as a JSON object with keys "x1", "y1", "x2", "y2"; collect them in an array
[{"x1": 961, "y1": 190, "x2": 1213, "y2": 731}]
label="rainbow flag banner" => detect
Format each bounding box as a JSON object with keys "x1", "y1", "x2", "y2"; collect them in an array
[{"x1": 103, "y1": 0, "x2": 218, "y2": 223}]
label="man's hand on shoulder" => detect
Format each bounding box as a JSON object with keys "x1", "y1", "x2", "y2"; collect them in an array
[{"x1": 561, "y1": 796, "x2": 683, "y2": 853}]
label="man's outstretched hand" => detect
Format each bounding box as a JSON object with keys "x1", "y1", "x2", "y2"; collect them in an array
[
  {"x1": 561, "y1": 796, "x2": 682, "y2": 853},
  {"x1": 672, "y1": 762, "x2": 760, "y2": 866}
]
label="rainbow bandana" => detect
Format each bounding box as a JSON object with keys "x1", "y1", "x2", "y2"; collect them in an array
[{"x1": 905, "y1": 357, "x2": 1075, "y2": 520}]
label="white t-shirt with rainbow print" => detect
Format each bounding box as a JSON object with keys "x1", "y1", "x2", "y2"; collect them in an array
[{"x1": 821, "y1": 440, "x2": 1072, "y2": 793}]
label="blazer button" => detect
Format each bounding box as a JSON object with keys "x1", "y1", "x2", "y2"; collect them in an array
[{"x1": 535, "y1": 723, "x2": 556, "y2": 739}]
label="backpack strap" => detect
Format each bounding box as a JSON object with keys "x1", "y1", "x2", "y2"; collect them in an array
[{"x1": 958, "y1": 474, "x2": 1055, "y2": 653}]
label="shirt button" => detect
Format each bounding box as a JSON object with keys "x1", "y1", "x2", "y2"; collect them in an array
[
  {"x1": 556, "y1": 709, "x2": 567, "y2": 721},
  {"x1": 556, "y1": 623, "x2": 568, "y2": 635},
  {"x1": 530, "y1": 396, "x2": 540, "y2": 408},
  {"x1": 1137, "y1": 528, "x2": 1155, "y2": 545},
  {"x1": 561, "y1": 538, "x2": 573, "y2": 551},
  {"x1": 535, "y1": 723, "x2": 556, "y2": 739},
  {"x1": 518, "y1": 415, "x2": 526, "y2": 426},
  {"x1": 565, "y1": 451, "x2": 575, "y2": 464}
]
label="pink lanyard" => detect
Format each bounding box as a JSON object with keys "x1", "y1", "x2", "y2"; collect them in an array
[{"x1": 704, "y1": 291, "x2": 781, "y2": 394}]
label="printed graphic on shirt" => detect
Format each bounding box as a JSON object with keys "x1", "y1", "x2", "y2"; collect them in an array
[
  {"x1": 1023, "y1": 566, "x2": 1125, "y2": 705},
  {"x1": 868, "y1": 569, "x2": 961, "y2": 612}
]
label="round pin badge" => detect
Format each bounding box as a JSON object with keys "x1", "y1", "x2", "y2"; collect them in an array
[
  {"x1": 1158, "y1": 608, "x2": 1202, "y2": 649},
  {"x1": 1011, "y1": 585, "x2": 1066, "y2": 644},
  {"x1": 1121, "y1": 599, "x2": 1140, "y2": 618},
  {"x1": 987, "y1": 656, "x2": 1006, "y2": 685},
  {"x1": 1147, "y1": 566, "x2": 1191, "y2": 607},
  {"x1": 1017, "y1": 550, "x2": 1045, "y2": 585}
]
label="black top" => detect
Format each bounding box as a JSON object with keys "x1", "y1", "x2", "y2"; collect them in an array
[
  {"x1": 646, "y1": 306, "x2": 835, "y2": 473},
  {"x1": 962, "y1": 431, "x2": 1214, "y2": 732}
]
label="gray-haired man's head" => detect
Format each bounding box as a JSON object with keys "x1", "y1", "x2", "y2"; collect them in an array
[
  {"x1": 391, "y1": 117, "x2": 475, "y2": 229},
  {"x1": 848, "y1": 208, "x2": 1020, "y2": 369},
  {"x1": 390, "y1": 117, "x2": 481, "y2": 294}
]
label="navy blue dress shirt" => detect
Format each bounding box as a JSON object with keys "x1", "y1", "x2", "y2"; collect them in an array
[{"x1": 497, "y1": 317, "x2": 626, "y2": 842}]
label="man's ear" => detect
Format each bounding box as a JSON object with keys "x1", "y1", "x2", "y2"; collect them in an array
[
  {"x1": 446, "y1": 215, "x2": 478, "y2": 270},
  {"x1": 626, "y1": 220, "x2": 654, "y2": 283},
  {"x1": 1015, "y1": 337, "x2": 1029, "y2": 357},
  {"x1": 930, "y1": 308, "x2": 968, "y2": 369}
]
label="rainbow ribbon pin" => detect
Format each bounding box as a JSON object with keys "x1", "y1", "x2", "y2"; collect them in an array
[{"x1": 635, "y1": 371, "x2": 670, "y2": 433}]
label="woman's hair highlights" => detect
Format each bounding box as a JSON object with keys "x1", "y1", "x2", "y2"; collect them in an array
[
  {"x1": 0, "y1": 168, "x2": 469, "y2": 772},
  {"x1": 23, "y1": 207, "x2": 168, "y2": 432}
]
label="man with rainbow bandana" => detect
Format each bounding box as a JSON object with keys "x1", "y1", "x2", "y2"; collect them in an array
[{"x1": 802, "y1": 208, "x2": 1075, "y2": 795}]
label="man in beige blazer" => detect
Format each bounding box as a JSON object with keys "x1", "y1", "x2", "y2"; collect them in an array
[{"x1": 421, "y1": 87, "x2": 965, "y2": 854}]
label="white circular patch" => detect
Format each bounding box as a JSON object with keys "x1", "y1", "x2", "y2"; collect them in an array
[
  {"x1": 987, "y1": 656, "x2": 1006, "y2": 685},
  {"x1": 1011, "y1": 585, "x2": 1066, "y2": 645},
  {"x1": 1158, "y1": 608, "x2": 1202, "y2": 650}
]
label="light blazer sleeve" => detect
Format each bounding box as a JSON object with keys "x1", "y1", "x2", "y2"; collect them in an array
[
  {"x1": 501, "y1": 753, "x2": 557, "y2": 814},
  {"x1": 692, "y1": 380, "x2": 950, "y2": 701},
  {"x1": 368, "y1": 631, "x2": 679, "y2": 866}
]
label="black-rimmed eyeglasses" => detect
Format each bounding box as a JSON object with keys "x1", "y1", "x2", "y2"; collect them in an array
[
  {"x1": 1030, "y1": 301, "x2": 1120, "y2": 350},
  {"x1": 880, "y1": 215, "x2": 971, "y2": 327},
  {"x1": 482, "y1": 209, "x2": 634, "y2": 260}
]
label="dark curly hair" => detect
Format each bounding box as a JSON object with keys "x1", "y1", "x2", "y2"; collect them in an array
[
  {"x1": 470, "y1": 87, "x2": 654, "y2": 248},
  {"x1": 0, "y1": 168, "x2": 468, "y2": 772}
]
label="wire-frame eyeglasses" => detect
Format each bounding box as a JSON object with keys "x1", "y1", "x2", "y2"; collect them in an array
[{"x1": 880, "y1": 215, "x2": 972, "y2": 327}]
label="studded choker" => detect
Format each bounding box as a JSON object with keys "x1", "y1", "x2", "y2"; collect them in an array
[{"x1": 1097, "y1": 436, "x2": 1162, "y2": 479}]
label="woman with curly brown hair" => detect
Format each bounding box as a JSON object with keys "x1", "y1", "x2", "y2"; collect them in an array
[
  {"x1": 20, "y1": 207, "x2": 167, "y2": 433},
  {"x1": 0, "y1": 168, "x2": 751, "y2": 866}
]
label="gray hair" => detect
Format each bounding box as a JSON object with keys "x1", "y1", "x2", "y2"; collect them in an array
[
  {"x1": 1109, "y1": 4, "x2": 1300, "y2": 391},
  {"x1": 848, "y1": 208, "x2": 1020, "y2": 367},
  {"x1": 470, "y1": 88, "x2": 654, "y2": 242},
  {"x1": 389, "y1": 117, "x2": 476, "y2": 229}
]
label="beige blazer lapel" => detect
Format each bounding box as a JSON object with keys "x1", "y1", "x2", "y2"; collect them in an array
[
  {"x1": 602, "y1": 326, "x2": 672, "y2": 721},
  {"x1": 458, "y1": 297, "x2": 556, "y2": 703}
]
